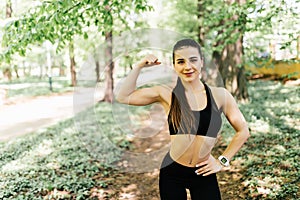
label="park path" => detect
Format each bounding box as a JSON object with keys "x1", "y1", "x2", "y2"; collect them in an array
[
  {"x1": 0, "y1": 87, "x2": 104, "y2": 142},
  {"x1": 1, "y1": 92, "x2": 73, "y2": 141},
  {"x1": 0, "y1": 66, "x2": 172, "y2": 142}
]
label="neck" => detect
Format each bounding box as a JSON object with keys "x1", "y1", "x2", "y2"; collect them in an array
[{"x1": 181, "y1": 79, "x2": 205, "y2": 93}]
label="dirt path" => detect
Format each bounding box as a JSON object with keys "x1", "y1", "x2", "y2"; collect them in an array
[
  {"x1": 0, "y1": 67, "x2": 172, "y2": 142},
  {"x1": 0, "y1": 86, "x2": 104, "y2": 141},
  {"x1": 0, "y1": 93, "x2": 75, "y2": 141}
]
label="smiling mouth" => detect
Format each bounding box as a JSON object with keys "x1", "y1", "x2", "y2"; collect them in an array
[{"x1": 184, "y1": 72, "x2": 194, "y2": 76}]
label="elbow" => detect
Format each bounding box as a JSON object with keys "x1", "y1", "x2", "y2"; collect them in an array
[
  {"x1": 115, "y1": 95, "x2": 127, "y2": 104},
  {"x1": 238, "y1": 123, "x2": 250, "y2": 141},
  {"x1": 243, "y1": 125, "x2": 251, "y2": 141}
]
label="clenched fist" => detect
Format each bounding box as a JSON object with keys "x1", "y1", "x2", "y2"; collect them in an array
[{"x1": 136, "y1": 54, "x2": 161, "y2": 68}]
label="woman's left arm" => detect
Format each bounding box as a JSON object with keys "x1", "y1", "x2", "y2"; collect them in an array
[
  {"x1": 220, "y1": 88, "x2": 250, "y2": 161},
  {"x1": 195, "y1": 88, "x2": 250, "y2": 176}
]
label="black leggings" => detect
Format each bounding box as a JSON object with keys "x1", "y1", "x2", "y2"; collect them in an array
[{"x1": 159, "y1": 152, "x2": 222, "y2": 200}]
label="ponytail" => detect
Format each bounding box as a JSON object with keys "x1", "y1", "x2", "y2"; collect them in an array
[{"x1": 168, "y1": 78, "x2": 196, "y2": 134}]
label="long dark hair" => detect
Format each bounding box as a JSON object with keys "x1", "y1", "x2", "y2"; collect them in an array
[{"x1": 168, "y1": 39, "x2": 204, "y2": 134}]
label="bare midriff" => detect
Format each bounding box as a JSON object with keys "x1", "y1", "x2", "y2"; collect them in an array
[{"x1": 169, "y1": 134, "x2": 216, "y2": 167}]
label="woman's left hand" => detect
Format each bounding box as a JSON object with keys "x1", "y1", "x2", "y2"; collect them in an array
[{"x1": 195, "y1": 154, "x2": 223, "y2": 176}]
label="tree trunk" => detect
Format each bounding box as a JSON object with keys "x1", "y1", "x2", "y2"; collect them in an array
[
  {"x1": 13, "y1": 65, "x2": 19, "y2": 78},
  {"x1": 69, "y1": 41, "x2": 77, "y2": 86},
  {"x1": 39, "y1": 64, "x2": 44, "y2": 79},
  {"x1": 213, "y1": 0, "x2": 248, "y2": 101},
  {"x1": 197, "y1": 0, "x2": 205, "y2": 47},
  {"x1": 6, "y1": 0, "x2": 12, "y2": 18},
  {"x1": 297, "y1": 35, "x2": 300, "y2": 59},
  {"x1": 197, "y1": 0, "x2": 208, "y2": 81},
  {"x1": 4, "y1": 0, "x2": 12, "y2": 81},
  {"x1": 3, "y1": 68, "x2": 12, "y2": 81},
  {"x1": 100, "y1": 31, "x2": 114, "y2": 103},
  {"x1": 100, "y1": 4, "x2": 114, "y2": 103},
  {"x1": 218, "y1": 34, "x2": 248, "y2": 100},
  {"x1": 95, "y1": 60, "x2": 100, "y2": 82}
]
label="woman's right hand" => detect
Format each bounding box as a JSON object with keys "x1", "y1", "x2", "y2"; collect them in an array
[{"x1": 136, "y1": 54, "x2": 161, "y2": 68}]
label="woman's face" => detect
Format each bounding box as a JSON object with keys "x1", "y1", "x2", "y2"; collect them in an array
[{"x1": 173, "y1": 46, "x2": 203, "y2": 83}]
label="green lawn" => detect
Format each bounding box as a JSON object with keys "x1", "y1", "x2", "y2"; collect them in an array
[
  {"x1": 0, "y1": 80, "x2": 299, "y2": 199},
  {"x1": 1, "y1": 76, "x2": 73, "y2": 98}
]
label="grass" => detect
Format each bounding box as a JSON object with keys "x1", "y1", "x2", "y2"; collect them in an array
[
  {"x1": 0, "y1": 76, "x2": 74, "y2": 98},
  {"x1": 0, "y1": 79, "x2": 299, "y2": 199},
  {"x1": 220, "y1": 80, "x2": 300, "y2": 199}
]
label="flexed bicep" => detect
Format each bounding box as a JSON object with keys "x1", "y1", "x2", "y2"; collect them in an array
[{"x1": 116, "y1": 85, "x2": 162, "y2": 106}]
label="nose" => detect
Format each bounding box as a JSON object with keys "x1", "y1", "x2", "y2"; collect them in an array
[{"x1": 184, "y1": 61, "x2": 192, "y2": 71}]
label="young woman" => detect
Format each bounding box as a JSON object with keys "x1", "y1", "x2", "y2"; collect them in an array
[{"x1": 116, "y1": 39, "x2": 250, "y2": 200}]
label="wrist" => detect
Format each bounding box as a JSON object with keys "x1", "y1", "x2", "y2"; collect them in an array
[
  {"x1": 134, "y1": 62, "x2": 144, "y2": 69},
  {"x1": 218, "y1": 155, "x2": 230, "y2": 167}
]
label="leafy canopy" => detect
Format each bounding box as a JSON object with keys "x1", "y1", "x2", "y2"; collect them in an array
[{"x1": 1, "y1": 0, "x2": 152, "y2": 62}]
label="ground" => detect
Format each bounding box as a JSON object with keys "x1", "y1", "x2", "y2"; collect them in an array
[
  {"x1": 1, "y1": 91, "x2": 246, "y2": 199},
  {"x1": 95, "y1": 104, "x2": 248, "y2": 200},
  {"x1": 2, "y1": 78, "x2": 299, "y2": 199}
]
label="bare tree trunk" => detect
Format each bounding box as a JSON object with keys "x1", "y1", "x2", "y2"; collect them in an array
[
  {"x1": 95, "y1": 60, "x2": 100, "y2": 82},
  {"x1": 6, "y1": 0, "x2": 12, "y2": 18},
  {"x1": 69, "y1": 41, "x2": 77, "y2": 86},
  {"x1": 3, "y1": 68, "x2": 12, "y2": 81},
  {"x1": 13, "y1": 65, "x2": 19, "y2": 78},
  {"x1": 39, "y1": 64, "x2": 43, "y2": 79},
  {"x1": 197, "y1": 0, "x2": 208, "y2": 81},
  {"x1": 197, "y1": 0, "x2": 205, "y2": 47},
  {"x1": 297, "y1": 35, "x2": 300, "y2": 59},
  {"x1": 100, "y1": 4, "x2": 114, "y2": 103},
  {"x1": 219, "y1": 34, "x2": 248, "y2": 100},
  {"x1": 4, "y1": 0, "x2": 12, "y2": 81},
  {"x1": 100, "y1": 31, "x2": 114, "y2": 103}
]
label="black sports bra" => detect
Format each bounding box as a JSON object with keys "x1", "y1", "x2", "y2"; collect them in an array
[{"x1": 168, "y1": 83, "x2": 222, "y2": 138}]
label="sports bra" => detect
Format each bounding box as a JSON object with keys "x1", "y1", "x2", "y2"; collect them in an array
[{"x1": 168, "y1": 83, "x2": 222, "y2": 138}]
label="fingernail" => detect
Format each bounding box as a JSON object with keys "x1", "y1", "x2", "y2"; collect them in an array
[{"x1": 196, "y1": 164, "x2": 199, "y2": 167}]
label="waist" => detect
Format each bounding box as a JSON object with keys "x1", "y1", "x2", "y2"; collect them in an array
[{"x1": 169, "y1": 135, "x2": 216, "y2": 167}]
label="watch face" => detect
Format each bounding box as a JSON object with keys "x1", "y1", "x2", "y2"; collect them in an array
[{"x1": 221, "y1": 157, "x2": 227, "y2": 163}]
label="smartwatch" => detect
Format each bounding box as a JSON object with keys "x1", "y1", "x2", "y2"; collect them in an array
[{"x1": 218, "y1": 155, "x2": 230, "y2": 167}]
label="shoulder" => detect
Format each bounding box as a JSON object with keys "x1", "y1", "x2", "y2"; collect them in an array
[
  {"x1": 207, "y1": 85, "x2": 227, "y2": 100},
  {"x1": 206, "y1": 85, "x2": 233, "y2": 110}
]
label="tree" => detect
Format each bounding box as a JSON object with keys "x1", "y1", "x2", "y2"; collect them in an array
[
  {"x1": 3, "y1": 0, "x2": 13, "y2": 81},
  {"x1": 101, "y1": 3, "x2": 114, "y2": 103},
  {"x1": 162, "y1": 0, "x2": 300, "y2": 100},
  {"x1": 212, "y1": 0, "x2": 248, "y2": 100},
  {"x1": 69, "y1": 40, "x2": 76, "y2": 86},
  {"x1": 1, "y1": 0, "x2": 152, "y2": 99},
  {"x1": 5, "y1": 0, "x2": 12, "y2": 18}
]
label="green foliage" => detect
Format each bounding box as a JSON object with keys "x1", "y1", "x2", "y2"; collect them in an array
[
  {"x1": 0, "y1": 101, "x2": 138, "y2": 199},
  {"x1": 160, "y1": 0, "x2": 300, "y2": 63},
  {"x1": 221, "y1": 80, "x2": 299, "y2": 199},
  {"x1": 0, "y1": 79, "x2": 299, "y2": 198},
  {"x1": 1, "y1": 0, "x2": 153, "y2": 62}
]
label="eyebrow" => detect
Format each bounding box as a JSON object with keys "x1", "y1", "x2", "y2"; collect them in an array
[{"x1": 176, "y1": 56, "x2": 198, "y2": 61}]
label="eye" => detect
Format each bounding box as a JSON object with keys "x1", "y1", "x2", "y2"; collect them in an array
[
  {"x1": 177, "y1": 60, "x2": 184, "y2": 64},
  {"x1": 190, "y1": 59, "x2": 198, "y2": 63}
]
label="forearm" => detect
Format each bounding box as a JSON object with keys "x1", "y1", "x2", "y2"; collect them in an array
[
  {"x1": 116, "y1": 65, "x2": 142, "y2": 101},
  {"x1": 221, "y1": 127, "x2": 250, "y2": 161}
]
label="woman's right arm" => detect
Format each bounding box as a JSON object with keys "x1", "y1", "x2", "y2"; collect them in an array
[{"x1": 115, "y1": 54, "x2": 162, "y2": 106}]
